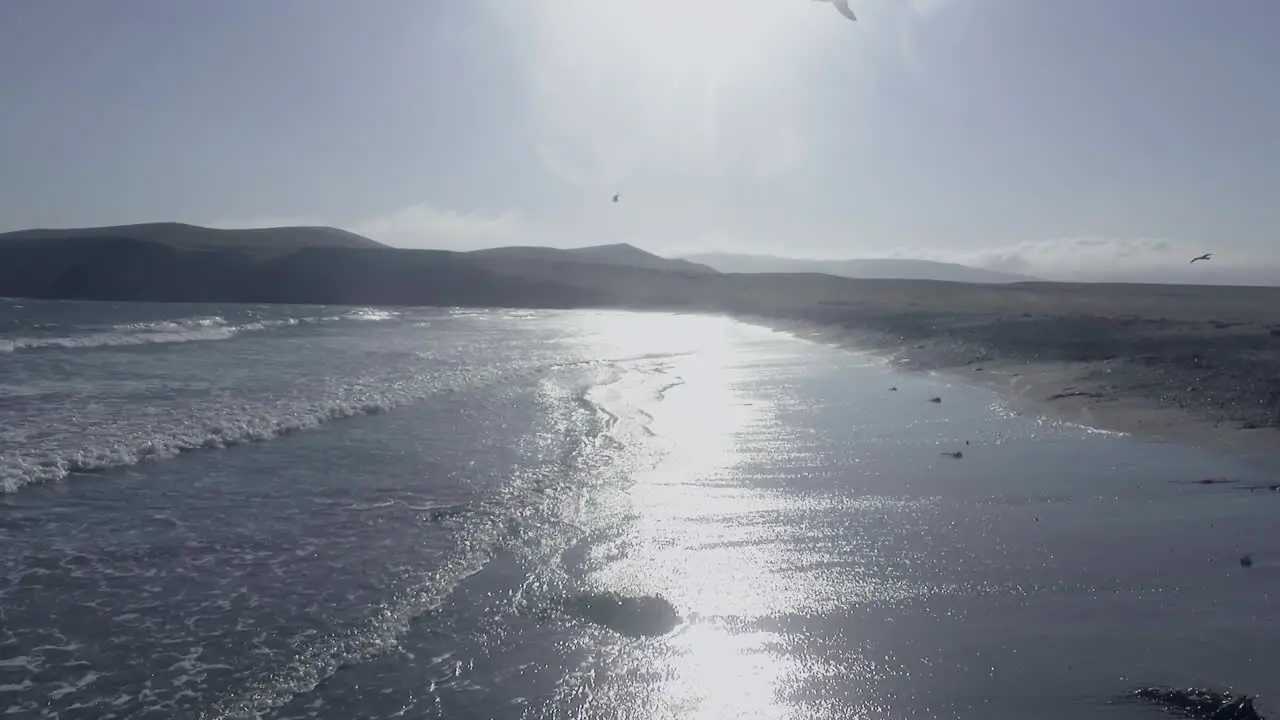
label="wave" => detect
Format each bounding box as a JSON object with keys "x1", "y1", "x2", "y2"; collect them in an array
[
  {"x1": 0, "y1": 353, "x2": 544, "y2": 494},
  {"x1": 339, "y1": 308, "x2": 399, "y2": 322},
  {"x1": 0, "y1": 337, "x2": 674, "y2": 494},
  {"x1": 0, "y1": 392, "x2": 409, "y2": 494},
  {"x1": 0, "y1": 308, "x2": 402, "y2": 354}
]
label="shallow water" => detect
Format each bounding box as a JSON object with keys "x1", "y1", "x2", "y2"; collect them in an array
[{"x1": 1, "y1": 299, "x2": 1277, "y2": 719}]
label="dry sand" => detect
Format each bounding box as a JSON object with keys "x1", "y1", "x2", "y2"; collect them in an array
[{"x1": 731, "y1": 279, "x2": 1280, "y2": 456}]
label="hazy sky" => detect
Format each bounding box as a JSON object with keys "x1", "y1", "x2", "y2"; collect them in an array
[{"x1": 3, "y1": 1, "x2": 1279, "y2": 279}]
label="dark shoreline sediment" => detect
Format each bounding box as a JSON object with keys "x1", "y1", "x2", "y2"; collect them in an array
[{"x1": 3, "y1": 233, "x2": 1278, "y2": 449}]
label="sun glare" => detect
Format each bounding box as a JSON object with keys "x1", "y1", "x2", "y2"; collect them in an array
[
  {"x1": 533, "y1": 0, "x2": 819, "y2": 80},
  {"x1": 524, "y1": 0, "x2": 849, "y2": 184}
]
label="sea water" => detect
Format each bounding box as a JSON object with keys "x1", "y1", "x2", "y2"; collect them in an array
[{"x1": 1, "y1": 299, "x2": 1277, "y2": 719}]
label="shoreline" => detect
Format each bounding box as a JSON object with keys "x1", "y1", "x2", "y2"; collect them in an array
[{"x1": 739, "y1": 312, "x2": 1280, "y2": 462}]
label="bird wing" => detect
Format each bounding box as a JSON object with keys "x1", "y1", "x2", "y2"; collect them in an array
[{"x1": 832, "y1": 0, "x2": 857, "y2": 20}]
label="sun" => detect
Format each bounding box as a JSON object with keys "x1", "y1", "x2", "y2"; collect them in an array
[
  {"x1": 531, "y1": 0, "x2": 817, "y2": 82},
  {"x1": 520, "y1": 0, "x2": 848, "y2": 185}
]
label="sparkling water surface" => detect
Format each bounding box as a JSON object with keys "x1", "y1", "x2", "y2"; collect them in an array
[{"x1": 1, "y1": 299, "x2": 1277, "y2": 719}]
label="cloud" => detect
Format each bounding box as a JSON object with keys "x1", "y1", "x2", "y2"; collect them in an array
[
  {"x1": 347, "y1": 205, "x2": 524, "y2": 250},
  {"x1": 892, "y1": 236, "x2": 1280, "y2": 285},
  {"x1": 965, "y1": 237, "x2": 1180, "y2": 276}
]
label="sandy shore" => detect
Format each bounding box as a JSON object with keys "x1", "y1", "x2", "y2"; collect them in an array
[{"x1": 729, "y1": 280, "x2": 1280, "y2": 457}]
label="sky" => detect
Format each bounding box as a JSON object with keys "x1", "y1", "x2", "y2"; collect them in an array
[{"x1": 2, "y1": 0, "x2": 1279, "y2": 282}]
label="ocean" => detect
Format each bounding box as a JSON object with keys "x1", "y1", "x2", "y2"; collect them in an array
[{"x1": 1, "y1": 298, "x2": 1278, "y2": 720}]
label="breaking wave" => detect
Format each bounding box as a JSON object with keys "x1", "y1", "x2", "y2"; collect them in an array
[{"x1": 0, "y1": 308, "x2": 401, "y2": 353}]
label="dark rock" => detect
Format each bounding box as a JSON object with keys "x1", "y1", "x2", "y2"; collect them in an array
[
  {"x1": 564, "y1": 592, "x2": 681, "y2": 638},
  {"x1": 1134, "y1": 687, "x2": 1265, "y2": 719},
  {"x1": 1046, "y1": 390, "x2": 1104, "y2": 401}
]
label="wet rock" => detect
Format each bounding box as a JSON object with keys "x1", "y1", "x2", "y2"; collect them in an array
[
  {"x1": 1046, "y1": 390, "x2": 1104, "y2": 401},
  {"x1": 1134, "y1": 687, "x2": 1265, "y2": 719},
  {"x1": 564, "y1": 592, "x2": 681, "y2": 638}
]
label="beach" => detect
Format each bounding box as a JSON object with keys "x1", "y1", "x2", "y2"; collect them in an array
[
  {"x1": 3, "y1": 300, "x2": 1280, "y2": 718},
  {"x1": 727, "y1": 278, "x2": 1280, "y2": 455}
]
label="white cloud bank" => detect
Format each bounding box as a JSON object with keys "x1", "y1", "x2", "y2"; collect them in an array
[{"x1": 896, "y1": 236, "x2": 1280, "y2": 286}]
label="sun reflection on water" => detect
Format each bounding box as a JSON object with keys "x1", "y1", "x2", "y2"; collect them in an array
[
  {"x1": 544, "y1": 313, "x2": 816, "y2": 717},
  {"x1": 539, "y1": 312, "x2": 944, "y2": 719}
]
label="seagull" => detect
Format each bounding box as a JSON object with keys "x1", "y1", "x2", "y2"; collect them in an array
[
  {"x1": 814, "y1": 0, "x2": 857, "y2": 22},
  {"x1": 612, "y1": 193, "x2": 620, "y2": 203},
  {"x1": 1190, "y1": 253, "x2": 1213, "y2": 264}
]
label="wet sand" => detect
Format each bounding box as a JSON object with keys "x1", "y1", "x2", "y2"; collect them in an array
[{"x1": 730, "y1": 279, "x2": 1280, "y2": 455}]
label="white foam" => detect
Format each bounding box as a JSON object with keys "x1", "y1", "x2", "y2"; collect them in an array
[
  {"x1": 341, "y1": 308, "x2": 400, "y2": 322},
  {"x1": 0, "y1": 356, "x2": 524, "y2": 493},
  {"x1": 7, "y1": 326, "x2": 240, "y2": 350},
  {"x1": 0, "y1": 308, "x2": 402, "y2": 354},
  {"x1": 0, "y1": 315, "x2": 243, "y2": 352},
  {"x1": 0, "y1": 394, "x2": 402, "y2": 493}
]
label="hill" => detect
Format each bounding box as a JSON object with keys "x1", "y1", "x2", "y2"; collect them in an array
[
  {"x1": 468, "y1": 243, "x2": 717, "y2": 274},
  {"x1": 3, "y1": 233, "x2": 1278, "y2": 439},
  {"x1": 681, "y1": 252, "x2": 1038, "y2": 284},
  {"x1": 0, "y1": 222, "x2": 386, "y2": 256}
]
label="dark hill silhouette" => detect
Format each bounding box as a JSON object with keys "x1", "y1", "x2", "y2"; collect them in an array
[
  {"x1": 0, "y1": 237, "x2": 597, "y2": 307},
  {"x1": 682, "y1": 252, "x2": 1038, "y2": 283},
  {"x1": 0, "y1": 222, "x2": 385, "y2": 256},
  {"x1": 3, "y1": 227, "x2": 1280, "y2": 430},
  {"x1": 468, "y1": 243, "x2": 716, "y2": 274}
]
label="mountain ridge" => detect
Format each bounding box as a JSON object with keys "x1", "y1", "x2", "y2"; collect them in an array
[
  {"x1": 681, "y1": 252, "x2": 1040, "y2": 284},
  {"x1": 468, "y1": 243, "x2": 717, "y2": 274},
  {"x1": 0, "y1": 222, "x2": 387, "y2": 256}
]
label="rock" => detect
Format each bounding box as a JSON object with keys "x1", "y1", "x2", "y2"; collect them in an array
[
  {"x1": 564, "y1": 592, "x2": 681, "y2": 637},
  {"x1": 1134, "y1": 687, "x2": 1265, "y2": 720}
]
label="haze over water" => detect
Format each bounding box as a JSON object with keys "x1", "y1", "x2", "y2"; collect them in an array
[{"x1": 1, "y1": 300, "x2": 1277, "y2": 719}]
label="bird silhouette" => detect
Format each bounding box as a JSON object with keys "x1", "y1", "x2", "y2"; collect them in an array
[
  {"x1": 1190, "y1": 253, "x2": 1213, "y2": 264},
  {"x1": 814, "y1": 0, "x2": 857, "y2": 22},
  {"x1": 612, "y1": 193, "x2": 620, "y2": 203}
]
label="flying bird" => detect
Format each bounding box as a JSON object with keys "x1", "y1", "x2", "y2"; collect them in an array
[
  {"x1": 612, "y1": 193, "x2": 620, "y2": 203},
  {"x1": 815, "y1": 0, "x2": 857, "y2": 22},
  {"x1": 1190, "y1": 253, "x2": 1213, "y2": 264}
]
